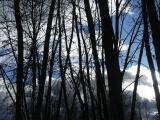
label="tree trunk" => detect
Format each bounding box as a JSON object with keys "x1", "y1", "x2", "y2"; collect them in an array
[
  {"x1": 84, "y1": 0, "x2": 109, "y2": 119},
  {"x1": 14, "y1": 0, "x2": 24, "y2": 119},
  {"x1": 96, "y1": 0, "x2": 124, "y2": 119},
  {"x1": 130, "y1": 40, "x2": 144, "y2": 120},
  {"x1": 142, "y1": 0, "x2": 160, "y2": 117},
  {"x1": 145, "y1": 0, "x2": 160, "y2": 75},
  {"x1": 33, "y1": 0, "x2": 56, "y2": 119}
]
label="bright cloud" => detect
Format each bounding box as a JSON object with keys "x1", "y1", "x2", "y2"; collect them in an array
[
  {"x1": 108, "y1": 0, "x2": 133, "y2": 15},
  {"x1": 121, "y1": 44, "x2": 129, "y2": 51},
  {"x1": 124, "y1": 65, "x2": 160, "y2": 100}
]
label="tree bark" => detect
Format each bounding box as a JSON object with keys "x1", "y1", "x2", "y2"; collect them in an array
[
  {"x1": 142, "y1": 0, "x2": 160, "y2": 118},
  {"x1": 130, "y1": 40, "x2": 144, "y2": 120},
  {"x1": 96, "y1": 0, "x2": 124, "y2": 119},
  {"x1": 14, "y1": 0, "x2": 24, "y2": 119},
  {"x1": 84, "y1": 0, "x2": 109, "y2": 119},
  {"x1": 33, "y1": 0, "x2": 56, "y2": 119},
  {"x1": 145, "y1": 0, "x2": 160, "y2": 75}
]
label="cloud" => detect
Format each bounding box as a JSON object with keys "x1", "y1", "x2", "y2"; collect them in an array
[
  {"x1": 123, "y1": 65, "x2": 160, "y2": 100},
  {"x1": 108, "y1": 0, "x2": 133, "y2": 15},
  {"x1": 120, "y1": 44, "x2": 129, "y2": 51}
]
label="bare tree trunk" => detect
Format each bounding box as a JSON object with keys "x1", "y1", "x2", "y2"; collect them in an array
[
  {"x1": 130, "y1": 40, "x2": 144, "y2": 120},
  {"x1": 84, "y1": 0, "x2": 109, "y2": 119},
  {"x1": 58, "y1": 1, "x2": 71, "y2": 119},
  {"x1": 44, "y1": 25, "x2": 58, "y2": 120},
  {"x1": 73, "y1": 3, "x2": 89, "y2": 119},
  {"x1": 31, "y1": 0, "x2": 38, "y2": 116},
  {"x1": 79, "y1": 8, "x2": 96, "y2": 119},
  {"x1": 96, "y1": 0, "x2": 123, "y2": 119},
  {"x1": 142, "y1": 0, "x2": 160, "y2": 117},
  {"x1": 62, "y1": 5, "x2": 85, "y2": 118},
  {"x1": 145, "y1": 0, "x2": 160, "y2": 75},
  {"x1": 14, "y1": 0, "x2": 24, "y2": 119},
  {"x1": 34, "y1": 0, "x2": 56, "y2": 119}
]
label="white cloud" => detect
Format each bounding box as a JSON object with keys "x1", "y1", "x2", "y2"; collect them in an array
[
  {"x1": 108, "y1": 0, "x2": 133, "y2": 15},
  {"x1": 121, "y1": 44, "x2": 129, "y2": 51},
  {"x1": 124, "y1": 65, "x2": 160, "y2": 100}
]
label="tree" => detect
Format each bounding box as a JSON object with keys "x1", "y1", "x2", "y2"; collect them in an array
[
  {"x1": 33, "y1": 0, "x2": 56, "y2": 119},
  {"x1": 142, "y1": 0, "x2": 160, "y2": 117},
  {"x1": 13, "y1": 0, "x2": 24, "y2": 119},
  {"x1": 96, "y1": 0, "x2": 124, "y2": 119}
]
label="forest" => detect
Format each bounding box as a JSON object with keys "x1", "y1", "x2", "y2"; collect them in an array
[{"x1": 0, "y1": 0, "x2": 160, "y2": 120}]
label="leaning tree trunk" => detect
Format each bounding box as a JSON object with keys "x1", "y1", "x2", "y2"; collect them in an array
[
  {"x1": 145, "y1": 0, "x2": 160, "y2": 76},
  {"x1": 130, "y1": 39, "x2": 144, "y2": 120},
  {"x1": 84, "y1": 0, "x2": 109, "y2": 119},
  {"x1": 142, "y1": 0, "x2": 160, "y2": 117}
]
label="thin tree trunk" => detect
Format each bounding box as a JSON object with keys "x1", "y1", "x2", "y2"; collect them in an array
[
  {"x1": 142, "y1": 0, "x2": 160, "y2": 117},
  {"x1": 84, "y1": 0, "x2": 109, "y2": 119},
  {"x1": 130, "y1": 40, "x2": 144, "y2": 120},
  {"x1": 58, "y1": 1, "x2": 71, "y2": 119},
  {"x1": 34, "y1": 0, "x2": 56, "y2": 119},
  {"x1": 44, "y1": 27, "x2": 58, "y2": 120},
  {"x1": 145, "y1": 0, "x2": 160, "y2": 75},
  {"x1": 73, "y1": 3, "x2": 89, "y2": 119}
]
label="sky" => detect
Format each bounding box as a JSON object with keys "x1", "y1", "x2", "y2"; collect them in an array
[
  {"x1": 0, "y1": 1, "x2": 160, "y2": 119},
  {"x1": 0, "y1": 0, "x2": 159, "y2": 114}
]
